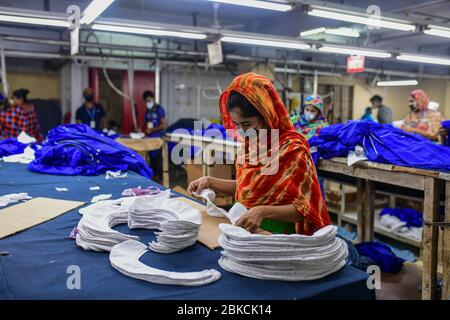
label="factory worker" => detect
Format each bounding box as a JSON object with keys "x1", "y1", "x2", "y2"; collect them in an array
[
  {"x1": 188, "y1": 73, "x2": 330, "y2": 235},
  {"x1": 0, "y1": 88, "x2": 43, "y2": 141},
  {"x1": 401, "y1": 89, "x2": 443, "y2": 141},
  {"x1": 293, "y1": 94, "x2": 329, "y2": 140},
  {"x1": 76, "y1": 88, "x2": 106, "y2": 131},
  {"x1": 142, "y1": 90, "x2": 167, "y2": 182}
]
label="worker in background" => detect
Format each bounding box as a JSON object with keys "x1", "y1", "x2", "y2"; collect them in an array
[
  {"x1": 0, "y1": 88, "x2": 43, "y2": 142},
  {"x1": 401, "y1": 89, "x2": 443, "y2": 141},
  {"x1": 360, "y1": 107, "x2": 376, "y2": 122},
  {"x1": 370, "y1": 95, "x2": 392, "y2": 124},
  {"x1": 293, "y1": 95, "x2": 329, "y2": 140},
  {"x1": 188, "y1": 73, "x2": 330, "y2": 235},
  {"x1": 142, "y1": 90, "x2": 167, "y2": 181},
  {"x1": 75, "y1": 88, "x2": 106, "y2": 131}
]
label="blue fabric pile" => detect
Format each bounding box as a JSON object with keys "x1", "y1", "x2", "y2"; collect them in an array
[
  {"x1": 0, "y1": 139, "x2": 28, "y2": 157},
  {"x1": 355, "y1": 242, "x2": 405, "y2": 273},
  {"x1": 380, "y1": 207, "x2": 423, "y2": 228},
  {"x1": 28, "y1": 124, "x2": 153, "y2": 178},
  {"x1": 309, "y1": 120, "x2": 450, "y2": 172}
]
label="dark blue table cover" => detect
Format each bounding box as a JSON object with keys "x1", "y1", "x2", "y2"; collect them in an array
[{"x1": 0, "y1": 162, "x2": 374, "y2": 300}]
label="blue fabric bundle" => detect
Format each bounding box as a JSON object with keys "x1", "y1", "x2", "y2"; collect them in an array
[
  {"x1": 355, "y1": 242, "x2": 404, "y2": 273},
  {"x1": 309, "y1": 120, "x2": 450, "y2": 172},
  {"x1": 0, "y1": 139, "x2": 28, "y2": 157},
  {"x1": 28, "y1": 124, "x2": 153, "y2": 178},
  {"x1": 380, "y1": 207, "x2": 423, "y2": 228}
]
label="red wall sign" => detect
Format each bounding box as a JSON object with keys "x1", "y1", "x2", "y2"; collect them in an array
[{"x1": 347, "y1": 55, "x2": 365, "y2": 74}]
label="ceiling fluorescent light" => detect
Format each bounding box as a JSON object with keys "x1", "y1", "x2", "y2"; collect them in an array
[
  {"x1": 377, "y1": 80, "x2": 418, "y2": 86},
  {"x1": 81, "y1": 0, "x2": 115, "y2": 25},
  {"x1": 209, "y1": 0, "x2": 292, "y2": 11},
  {"x1": 0, "y1": 14, "x2": 68, "y2": 27},
  {"x1": 221, "y1": 36, "x2": 310, "y2": 49},
  {"x1": 308, "y1": 8, "x2": 415, "y2": 32},
  {"x1": 91, "y1": 24, "x2": 207, "y2": 40},
  {"x1": 319, "y1": 45, "x2": 391, "y2": 58},
  {"x1": 396, "y1": 53, "x2": 450, "y2": 66},
  {"x1": 424, "y1": 25, "x2": 450, "y2": 39},
  {"x1": 325, "y1": 28, "x2": 359, "y2": 38},
  {"x1": 300, "y1": 27, "x2": 326, "y2": 37}
]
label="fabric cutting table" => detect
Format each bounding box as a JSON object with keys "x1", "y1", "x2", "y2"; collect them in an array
[{"x1": 0, "y1": 162, "x2": 373, "y2": 300}]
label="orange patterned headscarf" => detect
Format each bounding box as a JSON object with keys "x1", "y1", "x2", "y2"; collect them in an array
[
  {"x1": 219, "y1": 73, "x2": 330, "y2": 235},
  {"x1": 410, "y1": 89, "x2": 429, "y2": 112}
]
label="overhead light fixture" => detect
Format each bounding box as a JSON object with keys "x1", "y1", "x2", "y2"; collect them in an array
[
  {"x1": 81, "y1": 0, "x2": 115, "y2": 25},
  {"x1": 325, "y1": 27, "x2": 359, "y2": 38},
  {"x1": 221, "y1": 35, "x2": 310, "y2": 50},
  {"x1": 308, "y1": 7, "x2": 416, "y2": 32},
  {"x1": 396, "y1": 53, "x2": 450, "y2": 66},
  {"x1": 319, "y1": 45, "x2": 391, "y2": 58},
  {"x1": 91, "y1": 24, "x2": 207, "y2": 40},
  {"x1": 377, "y1": 80, "x2": 418, "y2": 86},
  {"x1": 424, "y1": 25, "x2": 450, "y2": 39},
  {"x1": 0, "y1": 13, "x2": 68, "y2": 27},
  {"x1": 300, "y1": 27, "x2": 326, "y2": 37},
  {"x1": 300, "y1": 27, "x2": 359, "y2": 38},
  {"x1": 208, "y1": 0, "x2": 292, "y2": 12}
]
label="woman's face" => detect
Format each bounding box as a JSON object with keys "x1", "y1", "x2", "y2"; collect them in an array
[
  {"x1": 408, "y1": 96, "x2": 417, "y2": 111},
  {"x1": 229, "y1": 108, "x2": 265, "y2": 131},
  {"x1": 10, "y1": 96, "x2": 22, "y2": 106},
  {"x1": 304, "y1": 105, "x2": 319, "y2": 121}
]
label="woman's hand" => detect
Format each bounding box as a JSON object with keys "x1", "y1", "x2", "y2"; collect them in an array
[
  {"x1": 187, "y1": 176, "x2": 210, "y2": 196},
  {"x1": 235, "y1": 206, "x2": 268, "y2": 233}
]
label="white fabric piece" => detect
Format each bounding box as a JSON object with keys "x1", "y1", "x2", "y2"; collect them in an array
[
  {"x1": 380, "y1": 214, "x2": 423, "y2": 240},
  {"x1": 110, "y1": 240, "x2": 221, "y2": 286},
  {"x1": 55, "y1": 187, "x2": 69, "y2": 192},
  {"x1": 17, "y1": 131, "x2": 36, "y2": 144},
  {"x1": 89, "y1": 186, "x2": 101, "y2": 191},
  {"x1": 128, "y1": 197, "x2": 201, "y2": 253},
  {"x1": 129, "y1": 132, "x2": 145, "y2": 140},
  {"x1": 105, "y1": 171, "x2": 128, "y2": 179},
  {"x1": 91, "y1": 194, "x2": 113, "y2": 203},
  {"x1": 347, "y1": 145, "x2": 367, "y2": 166},
  {"x1": 0, "y1": 192, "x2": 32, "y2": 207},
  {"x1": 218, "y1": 224, "x2": 348, "y2": 281},
  {"x1": 380, "y1": 215, "x2": 407, "y2": 232},
  {"x1": 2, "y1": 146, "x2": 35, "y2": 164},
  {"x1": 193, "y1": 188, "x2": 247, "y2": 224}
]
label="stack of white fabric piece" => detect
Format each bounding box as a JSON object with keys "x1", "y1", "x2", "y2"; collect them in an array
[
  {"x1": 218, "y1": 224, "x2": 348, "y2": 281},
  {"x1": 110, "y1": 240, "x2": 221, "y2": 286},
  {"x1": 76, "y1": 198, "x2": 139, "y2": 252},
  {"x1": 76, "y1": 190, "x2": 171, "y2": 251},
  {"x1": 128, "y1": 196, "x2": 202, "y2": 253}
]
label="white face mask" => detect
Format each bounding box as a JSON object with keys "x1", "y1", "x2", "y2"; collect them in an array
[
  {"x1": 304, "y1": 111, "x2": 317, "y2": 122},
  {"x1": 9, "y1": 99, "x2": 14, "y2": 106},
  {"x1": 146, "y1": 101, "x2": 154, "y2": 109}
]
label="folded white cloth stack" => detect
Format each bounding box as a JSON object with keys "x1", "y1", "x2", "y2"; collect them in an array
[
  {"x1": 128, "y1": 196, "x2": 202, "y2": 253},
  {"x1": 218, "y1": 224, "x2": 348, "y2": 281}
]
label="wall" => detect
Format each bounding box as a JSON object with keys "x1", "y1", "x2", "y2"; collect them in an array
[{"x1": 6, "y1": 71, "x2": 60, "y2": 100}]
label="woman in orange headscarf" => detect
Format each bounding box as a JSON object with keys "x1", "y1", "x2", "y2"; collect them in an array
[
  {"x1": 187, "y1": 73, "x2": 330, "y2": 235},
  {"x1": 401, "y1": 89, "x2": 443, "y2": 141}
]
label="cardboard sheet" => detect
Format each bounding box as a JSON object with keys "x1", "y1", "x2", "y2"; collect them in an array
[
  {"x1": 116, "y1": 138, "x2": 163, "y2": 152},
  {"x1": 175, "y1": 196, "x2": 229, "y2": 250},
  {"x1": 0, "y1": 197, "x2": 85, "y2": 239}
]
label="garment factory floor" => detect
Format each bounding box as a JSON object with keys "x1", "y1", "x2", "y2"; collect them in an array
[{"x1": 166, "y1": 164, "x2": 428, "y2": 300}]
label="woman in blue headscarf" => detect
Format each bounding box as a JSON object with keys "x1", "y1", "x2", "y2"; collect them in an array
[{"x1": 293, "y1": 95, "x2": 329, "y2": 140}]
